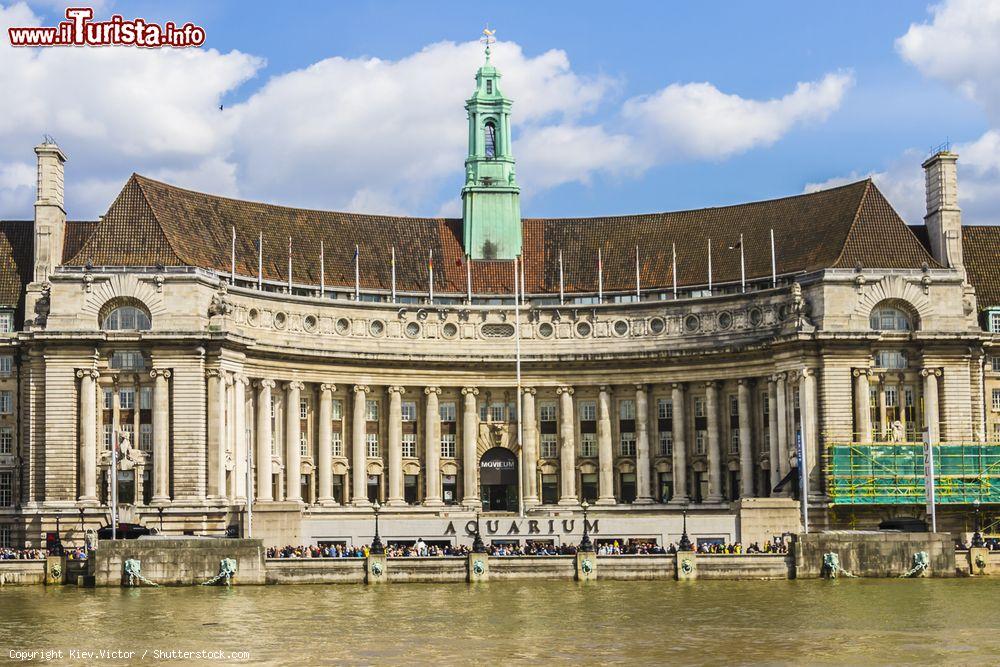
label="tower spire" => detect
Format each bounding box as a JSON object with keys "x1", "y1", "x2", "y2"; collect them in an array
[{"x1": 481, "y1": 25, "x2": 496, "y2": 63}]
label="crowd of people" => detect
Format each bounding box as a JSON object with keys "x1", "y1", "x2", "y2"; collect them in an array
[
  {"x1": 697, "y1": 540, "x2": 789, "y2": 555},
  {"x1": 955, "y1": 537, "x2": 1000, "y2": 551},
  {"x1": 0, "y1": 548, "x2": 47, "y2": 560}
]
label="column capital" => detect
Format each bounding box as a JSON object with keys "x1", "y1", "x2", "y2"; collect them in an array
[
  {"x1": 205, "y1": 368, "x2": 222, "y2": 379},
  {"x1": 634, "y1": 383, "x2": 647, "y2": 392},
  {"x1": 233, "y1": 373, "x2": 250, "y2": 386},
  {"x1": 319, "y1": 383, "x2": 337, "y2": 393},
  {"x1": 353, "y1": 384, "x2": 371, "y2": 394},
  {"x1": 704, "y1": 380, "x2": 717, "y2": 389},
  {"x1": 852, "y1": 368, "x2": 872, "y2": 378},
  {"x1": 598, "y1": 385, "x2": 610, "y2": 394},
  {"x1": 670, "y1": 382, "x2": 685, "y2": 391},
  {"x1": 737, "y1": 378, "x2": 752, "y2": 387},
  {"x1": 424, "y1": 386, "x2": 441, "y2": 396},
  {"x1": 521, "y1": 386, "x2": 536, "y2": 396},
  {"x1": 557, "y1": 385, "x2": 574, "y2": 396},
  {"x1": 461, "y1": 386, "x2": 479, "y2": 396},
  {"x1": 223, "y1": 373, "x2": 236, "y2": 386},
  {"x1": 799, "y1": 368, "x2": 816, "y2": 379},
  {"x1": 149, "y1": 368, "x2": 172, "y2": 380},
  {"x1": 772, "y1": 371, "x2": 786, "y2": 382},
  {"x1": 255, "y1": 378, "x2": 276, "y2": 390},
  {"x1": 386, "y1": 385, "x2": 406, "y2": 395},
  {"x1": 76, "y1": 369, "x2": 100, "y2": 380},
  {"x1": 285, "y1": 380, "x2": 305, "y2": 391},
  {"x1": 920, "y1": 367, "x2": 943, "y2": 378}
]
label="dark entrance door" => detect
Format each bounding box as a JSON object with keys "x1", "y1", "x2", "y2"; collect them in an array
[{"x1": 479, "y1": 447, "x2": 518, "y2": 512}]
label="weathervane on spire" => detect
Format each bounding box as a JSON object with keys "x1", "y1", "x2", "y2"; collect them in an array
[{"x1": 481, "y1": 25, "x2": 496, "y2": 61}]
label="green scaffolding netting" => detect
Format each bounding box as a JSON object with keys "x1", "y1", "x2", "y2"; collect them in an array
[{"x1": 826, "y1": 443, "x2": 1000, "y2": 505}]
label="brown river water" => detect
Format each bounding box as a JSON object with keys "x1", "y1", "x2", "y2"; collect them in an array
[{"x1": 3, "y1": 579, "x2": 1000, "y2": 665}]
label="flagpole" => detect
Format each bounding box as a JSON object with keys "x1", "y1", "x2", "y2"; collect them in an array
[
  {"x1": 111, "y1": 433, "x2": 118, "y2": 540},
  {"x1": 319, "y1": 240, "x2": 325, "y2": 299},
  {"x1": 597, "y1": 248, "x2": 604, "y2": 303},
  {"x1": 740, "y1": 233, "x2": 745, "y2": 293},
  {"x1": 287, "y1": 236, "x2": 292, "y2": 294},
  {"x1": 391, "y1": 247, "x2": 397, "y2": 303},
  {"x1": 354, "y1": 244, "x2": 360, "y2": 301},
  {"x1": 231, "y1": 225, "x2": 236, "y2": 285},
  {"x1": 428, "y1": 250, "x2": 434, "y2": 304},
  {"x1": 770, "y1": 228, "x2": 777, "y2": 288},
  {"x1": 466, "y1": 254, "x2": 472, "y2": 304},
  {"x1": 707, "y1": 238, "x2": 713, "y2": 295},
  {"x1": 672, "y1": 242, "x2": 677, "y2": 299},
  {"x1": 514, "y1": 256, "x2": 524, "y2": 519},
  {"x1": 257, "y1": 232, "x2": 263, "y2": 291},
  {"x1": 246, "y1": 427, "x2": 254, "y2": 538},
  {"x1": 635, "y1": 245, "x2": 641, "y2": 300},
  {"x1": 558, "y1": 249, "x2": 565, "y2": 306}
]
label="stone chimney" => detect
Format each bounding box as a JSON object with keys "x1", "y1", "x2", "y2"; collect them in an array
[
  {"x1": 921, "y1": 149, "x2": 963, "y2": 269},
  {"x1": 33, "y1": 139, "x2": 67, "y2": 284}
]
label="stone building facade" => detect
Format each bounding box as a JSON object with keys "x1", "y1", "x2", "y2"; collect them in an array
[{"x1": 0, "y1": 52, "x2": 998, "y2": 549}]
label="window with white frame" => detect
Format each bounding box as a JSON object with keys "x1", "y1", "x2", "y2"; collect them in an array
[
  {"x1": 870, "y1": 305, "x2": 912, "y2": 331},
  {"x1": 695, "y1": 431, "x2": 706, "y2": 455},
  {"x1": 539, "y1": 403, "x2": 557, "y2": 422},
  {"x1": 581, "y1": 432, "x2": 597, "y2": 457},
  {"x1": 119, "y1": 387, "x2": 135, "y2": 410},
  {"x1": 875, "y1": 349, "x2": 908, "y2": 369},
  {"x1": 0, "y1": 390, "x2": 11, "y2": 415},
  {"x1": 102, "y1": 306, "x2": 151, "y2": 331},
  {"x1": 993, "y1": 389, "x2": 1000, "y2": 412},
  {"x1": 441, "y1": 433, "x2": 456, "y2": 458},
  {"x1": 366, "y1": 433, "x2": 379, "y2": 458},
  {"x1": 730, "y1": 430, "x2": 740, "y2": 454},
  {"x1": 0, "y1": 472, "x2": 11, "y2": 506},
  {"x1": 620, "y1": 431, "x2": 636, "y2": 456},
  {"x1": 103, "y1": 388, "x2": 113, "y2": 410},
  {"x1": 0, "y1": 355, "x2": 12, "y2": 377},
  {"x1": 540, "y1": 433, "x2": 558, "y2": 458},
  {"x1": 994, "y1": 423, "x2": 1000, "y2": 442},
  {"x1": 299, "y1": 399, "x2": 308, "y2": 420},
  {"x1": 139, "y1": 424, "x2": 152, "y2": 451},
  {"x1": 694, "y1": 397, "x2": 705, "y2": 418},
  {"x1": 990, "y1": 312, "x2": 1000, "y2": 333},
  {"x1": 885, "y1": 386, "x2": 899, "y2": 408},
  {"x1": 332, "y1": 399, "x2": 343, "y2": 421},
  {"x1": 103, "y1": 424, "x2": 113, "y2": 450},
  {"x1": 138, "y1": 386, "x2": 152, "y2": 411},
  {"x1": 401, "y1": 401, "x2": 417, "y2": 422},
  {"x1": 479, "y1": 403, "x2": 487, "y2": 422},
  {"x1": 331, "y1": 431, "x2": 343, "y2": 457},
  {"x1": 300, "y1": 434, "x2": 308, "y2": 456},
  {"x1": 657, "y1": 398, "x2": 672, "y2": 420},
  {"x1": 365, "y1": 399, "x2": 379, "y2": 422},
  {"x1": 579, "y1": 401, "x2": 597, "y2": 421},
  {"x1": 120, "y1": 423, "x2": 134, "y2": 445},
  {"x1": 440, "y1": 402, "x2": 456, "y2": 423},
  {"x1": 620, "y1": 399, "x2": 636, "y2": 420},
  {"x1": 490, "y1": 402, "x2": 506, "y2": 422},
  {"x1": 0, "y1": 525, "x2": 10, "y2": 547},
  {"x1": 109, "y1": 350, "x2": 145, "y2": 371},
  {"x1": 0, "y1": 311, "x2": 13, "y2": 333},
  {"x1": 658, "y1": 429, "x2": 672, "y2": 456},
  {"x1": 0, "y1": 426, "x2": 12, "y2": 454},
  {"x1": 990, "y1": 356, "x2": 1000, "y2": 372},
  {"x1": 402, "y1": 433, "x2": 416, "y2": 457}
]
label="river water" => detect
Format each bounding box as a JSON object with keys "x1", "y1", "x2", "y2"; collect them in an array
[{"x1": 3, "y1": 579, "x2": 1000, "y2": 665}]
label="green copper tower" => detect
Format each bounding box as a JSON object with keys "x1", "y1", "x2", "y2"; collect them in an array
[{"x1": 462, "y1": 32, "x2": 522, "y2": 260}]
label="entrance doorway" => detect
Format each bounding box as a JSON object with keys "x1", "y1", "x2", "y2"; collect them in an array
[{"x1": 480, "y1": 447, "x2": 518, "y2": 512}]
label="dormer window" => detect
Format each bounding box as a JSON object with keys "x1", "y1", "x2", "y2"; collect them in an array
[
  {"x1": 484, "y1": 122, "x2": 496, "y2": 158},
  {"x1": 869, "y1": 305, "x2": 912, "y2": 331}
]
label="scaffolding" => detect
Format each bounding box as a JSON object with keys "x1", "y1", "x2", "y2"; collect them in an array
[{"x1": 826, "y1": 442, "x2": 1000, "y2": 505}]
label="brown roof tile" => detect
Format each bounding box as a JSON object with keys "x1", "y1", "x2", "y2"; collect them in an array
[
  {"x1": 963, "y1": 226, "x2": 1000, "y2": 310},
  {"x1": 0, "y1": 221, "x2": 32, "y2": 311}
]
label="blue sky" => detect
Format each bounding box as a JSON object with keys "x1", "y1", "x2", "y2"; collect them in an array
[{"x1": 3, "y1": 0, "x2": 1000, "y2": 225}]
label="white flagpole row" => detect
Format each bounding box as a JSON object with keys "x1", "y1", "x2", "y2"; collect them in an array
[
  {"x1": 428, "y1": 250, "x2": 434, "y2": 304},
  {"x1": 354, "y1": 245, "x2": 360, "y2": 301},
  {"x1": 230, "y1": 225, "x2": 236, "y2": 285},
  {"x1": 739, "y1": 233, "x2": 745, "y2": 293},
  {"x1": 287, "y1": 236, "x2": 292, "y2": 294},
  {"x1": 597, "y1": 248, "x2": 604, "y2": 303},
  {"x1": 770, "y1": 228, "x2": 777, "y2": 288},
  {"x1": 558, "y1": 249, "x2": 565, "y2": 306},
  {"x1": 514, "y1": 256, "x2": 524, "y2": 518},
  {"x1": 319, "y1": 240, "x2": 325, "y2": 299},
  {"x1": 257, "y1": 232, "x2": 263, "y2": 291},
  {"x1": 391, "y1": 247, "x2": 397, "y2": 304},
  {"x1": 635, "y1": 245, "x2": 641, "y2": 300},
  {"x1": 672, "y1": 242, "x2": 677, "y2": 299},
  {"x1": 707, "y1": 238, "x2": 713, "y2": 295}
]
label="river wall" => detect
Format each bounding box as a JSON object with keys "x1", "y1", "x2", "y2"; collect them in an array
[
  {"x1": 87, "y1": 538, "x2": 266, "y2": 586},
  {"x1": 794, "y1": 531, "x2": 956, "y2": 578}
]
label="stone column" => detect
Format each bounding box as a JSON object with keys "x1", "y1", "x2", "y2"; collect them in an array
[
  {"x1": 461, "y1": 387, "x2": 480, "y2": 508},
  {"x1": 670, "y1": 383, "x2": 688, "y2": 504},
  {"x1": 922, "y1": 368, "x2": 942, "y2": 444},
  {"x1": 705, "y1": 381, "x2": 723, "y2": 503},
  {"x1": 596, "y1": 385, "x2": 616, "y2": 505},
  {"x1": 255, "y1": 380, "x2": 275, "y2": 502},
  {"x1": 854, "y1": 369, "x2": 873, "y2": 443},
  {"x1": 225, "y1": 374, "x2": 236, "y2": 500},
  {"x1": 557, "y1": 386, "x2": 578, "y2": 504},
  {"x1": 799, "y1": 369, "x2": 820, "y2": 498},
  {"x1": 285, "y1": 381, "x2": 304, "y2": 502},
  {"x1": 352, "y1": 385, "x2": 370, "y2": 506},
  {"x1": 317, "y1": 384, "x2": 336, "y2": 504},
  {"x1": 521, "y1": 387, "x2": 539, "y2": 506},
  {"x1": 77, "y1": 369, "x2": 99, "y2": 503},
  {"x1": 635, "y1": 384, "x2": 654, "y2": 503},
  {"x1": 767, "y1": 376, "x2": 780, "y2": 494},
  {"x1": 150, "y1": 369, "x2": 171, "y2": 503},
  {"x1": 737, "y1": 379, "x2": 754, "y2": 498},
  {"x1": 206, "y1": 369, "x2": 226, "y2": 500},
  {"x1": 233, "y1": 374, "x2": 248, "y2": 502},
  {"x1": 423, "y1": 387, "x2": 443, "y2": 506},
  {"x1": 877, "y1": 375, "x2": 888, "y2": 440},
  {"x1": 775, "y1": 373, "x2": 790, "y2": 481},
  {"x1": 387, "y1": 386, "x2": 406, "y2": 506}
]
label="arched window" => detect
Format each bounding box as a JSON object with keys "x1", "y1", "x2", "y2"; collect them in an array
[
  {"x1": 102, "y1": 306, "x2": 151, "y2": 331},
  {"x1": 484, "y1": 122, "x2": 497, "y2": 158},
  {"x1": 870, "y1": 305, "x2": 912, "y2": 331}
]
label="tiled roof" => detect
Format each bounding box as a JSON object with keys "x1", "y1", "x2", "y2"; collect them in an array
[
  {"x1": 64, "y1": 174, "x2": 939, "y2": 295},
  {"x1": 0, "y1": 221, "x2": 32, "y2": 309},
  {"x1": 963, "y1": 226, "x2": 1000, "y2": 310}
]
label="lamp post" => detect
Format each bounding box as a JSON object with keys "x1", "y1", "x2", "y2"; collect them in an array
[
  {"x1": 472, "y1": 508, "x2": 486, "y2": 553},
  {"x1": 579, "y1": 501, "x2": 594, "y2": 552},
  {"x1": 157, "y1": 506, "x2": 165, "y2": 534},
  {"x1": 677, "y1": 509, "x2": 694, "y2": 552},
  {"x1": 370, "y1": 500, "x2": 385, "y2": 554},
  {"x1": 78, "y1": 507, "x2": 85, "y2": 535},
  {"x1": 972, "y1": 498, "x2": 985, "y2": 548}
]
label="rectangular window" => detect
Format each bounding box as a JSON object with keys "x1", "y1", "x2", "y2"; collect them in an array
[
  {"x1": 300, "y1": 435, "x2": 308, "y2": 457},
  {"x1": 620, "y1": 472, "x2": 637, "y2": 503},
  {"x1": 581, "y1": 473, "x2": 598, "y2": 503},
  {"x1": 658, "y1": 429, "x2": 672, "y2": 456},
  {"x1": 103, "y1": 388, "x2": 113, "y2": 410},
  {"x1": 404, "y1": 474, "x2": 419, "y2": 504},
  {"x1": 366, "y1": 433, "x2": 379, "y2": 458},
  {"x1": 490, "y1": 402, "x2": 506, "y2": 422},
  {"x1": 581, "y1": 432, "x2": 597, "y2": 458},
  {"x1": 0, "y1": 312, "x2": 13, "y2": 333},
  {"x1": 694, "y1": 397, "x2": 705, "y2": 418},
  {"x1": 120, "y1": 423, "x2": 134, "y2": 446},
  {"x1": 620, "y1": 432, "x2": 636, "y2": 457},
  {"x1": 365, "y1": 399, "x2": 379, "y2": 422},
  {"x1": 401, "y1": 401, "x2": 417, "y2": 422},
  {"x1": 299, "y1": 399, "x2": 308, "y2": 420},
  {"x1": 103, "y1": 424, "x2": 113, "y2": 450},
  {"x1": 762, "y1": 392, "x2": 770, "y2": 418},
  {"x1": 0, "y1": 391, "x2": 11, "y2": 415},
  {"x1": 0, "y1": 472, "x2": 11, "y2": 506},
  {"x1": 479, "y1": 403, "x2": 487, "y2": 422},
  {"x1": 619, "y1": 399, "x2": 636, "y2": 420},
  {"x1": 0, "y1": 355, "x2": 12, "y2": 376},
  {"x1": 331, "y1": 431, "x2": 343, "y2": 457},
  {"x1": 540, "y1": 434, "x2": 558, "y2": 458},
  {"x1": 441, "y1": 433, "x2": 456, "y2": 458},
  {"x1": 443, "y1": 474, "x2": 457, "y2": 504},
  {"x1": 729, "y1": 395, "x2": 739, "y2": 418},
  {"x1": 990, "y1": 312, "x2": 1000, "y2": 333},
  {"x1": 994, "y1": 423, "x2": 1000, "y2": 443},
  {"x1": 657, "y1": 398, "x2": 672, "y2": 420},
  {"x1": 0, "y1": 526, "x2": 10, "y2": 547},
  {"x1": 730, "y1": 429, "x2": 740, "y2": 454},
  {"x1": 695, "y1": 431, "x2": 706, "y2": 455},
  {"x1": 440, "y1": 402, "x2": 456, "y2": 422},
  {"x1": 138, "y1": 386, "x2": 152, "y2": 411},
  {"x1": 541, "y1": 474, "x2": 559, "y2": 504},
  {"x1": 539, "y1": 403, "x2": 557, "y2": 422},
  {"x1": 579, "y1": 401, "x2": 597, "y2": 421},
  {"x1": 109, "y1": 350, "x2": 145, "y2": 371},
  {"x1": 990, "y1": 356, "x2": 1000, "y2": 372},
  {"x1": 402, "y1": 433, "x2": 416, "y2": 458},
  {"x1": 331, "y1": 399, "x2": 343, "y2": 421},
  {"x1": 139, "y1": 423, "x2": 152, "y2": 451},
  {"x1": 993, "y1": 389, "x2": 1000, "y2": 412},
  {"x1": 885, "y1": 386, "x2": 899, "y2": 409},
  {"x1": 119, "y1": 387, "x2": 135, "y2": 410},
  {"x1": 0, "y1": 426, "x2": 11, "y2": 454},
  {"x1": 875, "y1": 349, "x2": 908, "y2": 370}
]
